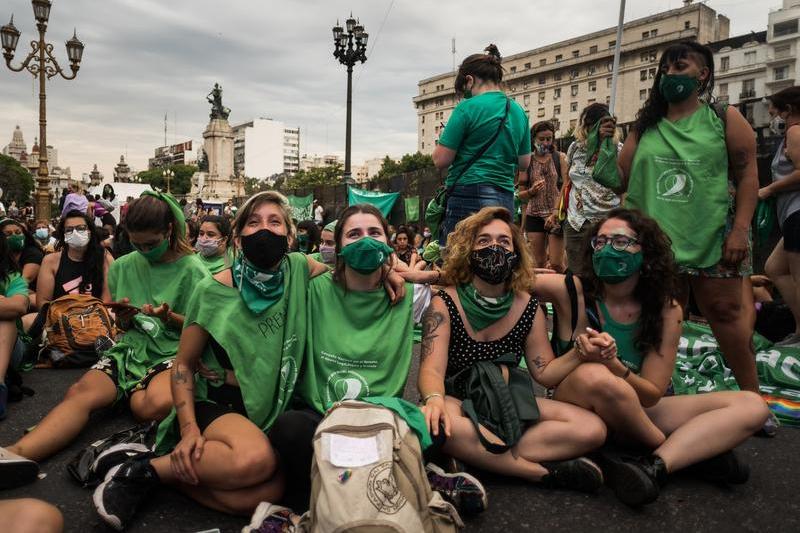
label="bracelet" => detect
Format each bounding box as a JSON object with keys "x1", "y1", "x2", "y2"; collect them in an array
[
  {"x1": 422, "y1": 392, "x2": 444, "y2": 405},
  {"x1": 434, "y1": 271, "x2": 442, "y2": 285},
  {"x1": 622, "y1": 368, "x2": 631, "y2": 380}
]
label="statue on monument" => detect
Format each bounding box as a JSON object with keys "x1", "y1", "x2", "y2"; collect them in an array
[{"x1": 207, "y1": 83, "x2": 231, "y2": 120}]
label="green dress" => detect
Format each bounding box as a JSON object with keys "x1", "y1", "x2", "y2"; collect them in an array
[
  {"x1": 297, "y1": 272, "x2": 414, "y2": 414},
  {"x1": 625, "y1": 105, "x2": 729, "y2": 269},
  {"x1": 103, "y1": 252, "x2": 209, "y2": 399}
]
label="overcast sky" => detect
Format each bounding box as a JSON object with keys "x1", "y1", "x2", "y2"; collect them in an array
[{"x1": 0, "y1": 0, "x2": 772, "y2": 179}]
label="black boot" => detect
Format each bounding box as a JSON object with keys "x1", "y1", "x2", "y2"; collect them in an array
[
  {"x1": 596, "y1": 450, "x2": 667, "y2": 506},
  {"x1": 93, "y1": 457, "x2": 160, "y2": 531}
]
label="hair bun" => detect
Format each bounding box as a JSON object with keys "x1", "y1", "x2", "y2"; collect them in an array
[{"x1": 484, "y1": 44, "x2": 502, "y2": 62}]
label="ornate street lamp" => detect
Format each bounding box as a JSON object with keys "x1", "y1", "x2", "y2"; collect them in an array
[
  {"x1": 162, "y1": 168, "x2": 175, "y2": 194},
  {"x1": 332, "y1": 14, "x2": 368, "y2": 183},
  {"x1": 1, "y1": 1, "x2": 84, "y2": 220}
]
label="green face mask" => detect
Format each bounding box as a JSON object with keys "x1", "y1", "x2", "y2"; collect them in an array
[
  {"x1": 133, "y1": 237, "x2": 169, "y2": 263},
  {"x1": 6, "y1": 234, "x2": 25, "y2": 251},
  {"x1": 339, "y1": 237, "x2": 394, "y2": 274},
  {"x1": 658, "y1": 74, "x2": 699, "y2": 103},
  {"x1": 297, "y1": 234, "x2": 309, "y2": 251},
  {"x1": 592, "y1": 245, "x2": 643, "y2": 284}
]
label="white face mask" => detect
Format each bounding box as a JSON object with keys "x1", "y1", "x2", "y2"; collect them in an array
[
  {"x1": 65, "y1": 230, "x2": 90, "y2": 249},
  {"x1": 195, "y1": 237, "x2": 221, "y2": 257},
  {"x1": 770, "y1": 115, "x2": 787, "y2": 136}
]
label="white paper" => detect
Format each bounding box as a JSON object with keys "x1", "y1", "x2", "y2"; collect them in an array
[{"x1": 326, "y1": 434, "x2": 380, "y2": 467}]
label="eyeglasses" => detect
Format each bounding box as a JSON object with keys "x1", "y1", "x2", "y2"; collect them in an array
[
  {"x1": 591, "y1": 234, "x2": 639, "y2": 252},
  {"x1": 63, "y1": 225, "x2": 89, "y2": 235}
]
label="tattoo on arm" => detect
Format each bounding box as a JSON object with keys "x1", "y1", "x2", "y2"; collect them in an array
[
  {"x1": 175, "y1": 400, "x2": 187, "y2": 410},
  {"x1": 420, "y1": 309, "x2": 445, "y2": 362},
  {"x1": 172, "y1": 364, "x2": 190, "y2": 385},
  {"x1": 731, "y1": 148, "x2": 750, "y2": 181}
]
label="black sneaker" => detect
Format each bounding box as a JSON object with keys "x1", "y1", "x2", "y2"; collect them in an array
[
  {"x1": 540, "y1": 457, "x2": 604, "y2": 493},
  {"x1": 93, "y1": 457, "x2": 159, "y2": 530},
  {"x1": 0, "y1": 447, "x2": 40, "y2": 489},
  {"x1": 426, "y1": 463, "x2": 488, "y2": 515},
  {"x1": 91, "y1": 443, "x2": 152, "y2": 483},
  {"x1": 597, "y1": 452, "x2": 665, "y2": 506},
  {"x1": 686, "y1": 449, "x2": 749, "y2": 484}
]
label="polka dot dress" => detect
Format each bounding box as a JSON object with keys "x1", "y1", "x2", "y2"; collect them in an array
[{"x1": 439, "y1": 290, "x2": 538, "y2": 379}]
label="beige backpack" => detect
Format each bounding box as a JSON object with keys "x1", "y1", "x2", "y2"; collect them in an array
[{"x1": 298, "y1": 401, "x2": 463, "y2": 533}]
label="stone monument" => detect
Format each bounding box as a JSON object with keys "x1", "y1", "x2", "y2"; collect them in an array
[{"x1": 191, "y1": 83, "x2": 237, "y2": 201}]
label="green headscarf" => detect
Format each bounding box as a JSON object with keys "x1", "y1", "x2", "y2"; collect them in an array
[
  {"x1": 323, "y1": 219, "x2": 337, "y2": 233},
  {"x1": 140, "y1": 190, "x2": 186, "y2": 238}
]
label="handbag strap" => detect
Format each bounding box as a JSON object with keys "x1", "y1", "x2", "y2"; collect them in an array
[{"x1": 445, "y1": 97, "x2": 512, "y2": 197}]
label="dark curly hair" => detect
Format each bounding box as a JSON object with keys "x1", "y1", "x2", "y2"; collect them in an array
[
  {"x1": 454, "y1": 44, "x2": 504, "y2": 93},
  {"x1": 580, "y1": 208, "x2": 679, "y2": 354},
  {"x1": 633, "y1": 41, "x2": 715, "y2": 136}
]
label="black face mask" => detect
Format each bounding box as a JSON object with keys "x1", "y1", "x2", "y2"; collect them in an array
[
  {"x1": 469, "y1": 245, "x2": 519, "y2": 285},
  {"x1": 240, "y1": 229, "x2": 288, "y2": 270}
]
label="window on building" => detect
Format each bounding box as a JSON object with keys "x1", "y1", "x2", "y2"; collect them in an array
[
  {"x1": 554, "y1": 88, "x2": 561, "y2": 99},
  {"x1": 510, "y1": 66, "x2": 517, "y2": 73},
  {"x1": 775, "y1": 44, "x2": 792, "y2": 58},
  {"x1": 588, "y1": 98, "x2": 596, "y2": 105},
  {"x1": 571, "y1": 84, "x2": 579, "y2": 96},
  {"x1": 742, "y1": 78, "x2": 755, "y2": 97},
  {"x1": 640, "y1": 89, "x2": 647, "y2": 101},
  {"x1": 744, "y1": 51, "x2": 756, "y2": 65},
  {"x1": 652, "y1": 29, "x2": 658, "y2": 37},
  {"x1": 421, "y1": 129, "x2": 425, "y2": 137},
  {"x1": 718, "y1": 83, "x2": 728, "y2": 96},
  {"x1": 720, "y1": 56, "x2": 730, "y2": 72},
  {"x1": 434, "y1": 126, "x2": 439, "y2": 134},
  {"x1": 554, "y1": 105, "x2": 561, "y2": 115},
  {"x1": 607, "y1": 61, "x2": 614, "y2": 72},
  {"x1": 523, "y1": 94, "x2": 530, "y2": 107},
  {"x1": 539, "y1": 75, "x2": 547, "y2": 85},
  {"x1": 642, "y1": 31, "x2": 650, "y2": 39},
  {"x1": 640, "y1": 69, "x2": 648, "y2": 81},
  {"x1": 421, "y1": 115, "x2": 425, "y2": 123},
  {"x1": 570, "y1": 102, "x2": 578, "y2": 112},
  {"x1": 774, "y1": 19, "x2": 799, "y2": 38},
  {"x1": 607, "y1": 77, "x2": 613, "y2": 88},
  {"x1": 640, "y1": 51, "x2": 649, "y2": 63},
  {"x1": 554, "y1": 72, "x2": 562, "y2": 81},
  {"x1": 649, "y1": 67, "x2": 657, "y2": 79},
  {"x1": 775, "y1": 66, "x2": 790, "y2": 81},
  {"x1": 570, "y1": 69, "x2": 579, "y2": 79},
  {"x1": 608, "y1": 40, "x2": 616, "y2": 49},
  {"x1": 572, "y1": 50, "x2": 580, "y2": 58},
  {"x1": 537, "y1": 107, "x2": 546, "y2": 118},
  {"x1": 540, "y1": 58, "x2": 547, "y2": 66},
  {"x1": 588, "y1": 65, "x2": 596, "y2": 75},
  {"x1": 421, "y1": 141, "x2": 425, "y2": 149},
  {"x1": 538, "y1": 91, "x2": 546, "y2": 103},
  {"x1": 590, "y1": 45, "x2": 598, "y2": 54},
  {"x1": 685, "y1": 20, "x2": 691, "y2": 29},
  {"x1": 589, "y1": 81, "x2": 597, "y2": 92},
  {"x1": 555, "y1": 54, "x2": 563, "y2": 62},
  {"x1": 524, "y1": 62, "x2": 531, "y2": 69},
  {"x1": 605, "y1": 96, "x2": 610, "y2": 105}
]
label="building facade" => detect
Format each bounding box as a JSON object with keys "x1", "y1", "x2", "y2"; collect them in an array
[
  {"x1": 232, "y1": 118, "x2": 300, "y2": 179},
  {"x1": 414, "y1": 2, "x2": 730, "y2": 151},
  {"x1": 710, "y1": 31, "x2": 767, "y2": 123},
  {"x1": 148, "y1": 141, "x2": 195, "y2": 169},
  {"x1": 765, "y1": 0, "x2": 800, "y2": 95}
]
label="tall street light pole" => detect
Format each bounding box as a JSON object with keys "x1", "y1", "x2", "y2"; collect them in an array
[
  {"x1": 1, "y1": 0, "x2": 84, "y2": 220},
  {"x1": 332, "y1": 14, "x2": 367, "y2": 184}
]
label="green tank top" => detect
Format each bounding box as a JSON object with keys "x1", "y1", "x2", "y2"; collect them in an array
[
  {"x1": 597, "y1": 300, "x2": 643, "y2": 373},
  {"x1": 625, "y1": 104, "x2": 728, "y2": 269}
]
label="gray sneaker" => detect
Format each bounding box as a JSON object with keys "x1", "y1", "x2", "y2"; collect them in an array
[{"x1": 757, "y1": 411, "x2": 779, "y2": 438}]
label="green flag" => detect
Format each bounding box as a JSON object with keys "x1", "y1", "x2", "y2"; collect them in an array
[
  {"x1": 348, "y1": 186, "x2": 399, "y2": 218},
  {"x1": 287, "y1": 193, "x2": 313, "y2": 220},
  {"x1": 404, "y1": 196, "x2": 420, "y2": 222}
]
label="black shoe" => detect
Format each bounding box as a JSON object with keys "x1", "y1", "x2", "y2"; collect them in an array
[
  {"x1": 597, "y1": 452, "x2": 665, "y2": 507},
  {"x1": 687, "y1": 449, "x2": 749, "y2": 484},
  {"x1": 93, "y1": 457, "x2": 159, "y2": 530},
  {"x1": 0, "y1": 447, "x2": 40, "y2": 489},
  {"x1": 91, "y1": 444, "x2": 152, "y2": 484},
  {"x1": 540, "y1": 457, "x2": 604, "y2": 493}
]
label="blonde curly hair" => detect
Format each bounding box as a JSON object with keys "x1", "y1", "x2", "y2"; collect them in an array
[{"x1": 441, "y1": 207, "x2": 535, "y2": 292}]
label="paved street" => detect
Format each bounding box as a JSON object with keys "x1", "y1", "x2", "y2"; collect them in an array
[{"x1": 1, "y1": 353, "x2": 799, "y2": 533}]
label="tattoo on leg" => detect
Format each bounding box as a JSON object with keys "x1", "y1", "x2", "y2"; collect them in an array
[
  {"x1": 421, "y1": 309, "x2": 445, "y2": 361},
  {"x1": 533, "y1": 356, "x2": 546, "y2": 370}
]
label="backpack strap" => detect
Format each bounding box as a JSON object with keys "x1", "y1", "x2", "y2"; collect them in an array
[
  {"x1": 550, "y1": 271, "x2": 580, "y2": 356},
  {"x1": 711, "y1": 102, "x2": 728, "y2": 129},
  {"x1": 552, "y1": 151, "x2": 562, "y2": 186}
]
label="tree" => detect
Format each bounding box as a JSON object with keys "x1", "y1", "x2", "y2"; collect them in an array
[
  {"x1": 286, "y1": 163, "x2": 343, "y2": 189},
  {"x1": 558, "y1": 127, "x2": 576, "y2": 154},
  {"x1": 0, "y1": 154, "x2": 35, "y2": 206},
  {"x1": 135, "y1": 164, "x2": 197, "y2": 195},
  {"x1": 374, "y1": 152, "x2": 434, "y2": 181}
]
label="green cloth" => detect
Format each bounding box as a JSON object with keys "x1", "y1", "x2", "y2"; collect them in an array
[
  {"x1": 324, "y1": 219, "x2": 337, "y2": 233},
  {"x1": 298, "y1": 272, "x2": 414, "y2": 414},
  {"x1": 597, "y1": 301, "x2": 642, "y2": 373},
  {"x1": 421, "y1": 241, "x2": 441, "y2": 264},
  {"x1": 456, "y1": 283, "x2": 514, "y2": 332},
  {"x1": 104, "y1": 253, "x2": 209, "y2": 397},
  {"x1": 625, "y1": 105, "x2": 729, "y2": 269},
  {"x1": 438, "y1": 91, "x2": 531, "y2": 193},
  {"x1": 140, "y1": 190, "x2": 186, "y2": 238},
  {"x1": 362, "y1": 396, "x2": 433, "y2": 451},
  {"x1": 287, "y1": 193, "x2": 313, "y2": 220},
  {"x1": 404, "y1": 196, "x2": 420, "y2": 222},
  {"x1": 347, "y1": 186, "x2": 400, "y2": 218},
  {"x1": 155, "y1": 252, "x2": 310, "y2": 453},
  {"x1": 1, "y1": 272, "x2": 29, "y2": 337},
  {"x1": 196, "y1": 248, "x2": 233, "y2": 275}
]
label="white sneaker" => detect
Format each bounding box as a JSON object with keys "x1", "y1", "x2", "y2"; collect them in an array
[
  {"x1": 0, "y1": 446, "x2": 40, "y2": 489},
  {"x1": 242, "y1": 502, "x2": 297, "y2": 533}
]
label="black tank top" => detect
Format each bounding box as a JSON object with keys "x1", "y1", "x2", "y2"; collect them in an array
[
  {"x1": 53, "y1": 252, "x2": 101, "y2": 299},
  {"x1": 439, "y1": 289, "x2": 538, "y2": 377}
]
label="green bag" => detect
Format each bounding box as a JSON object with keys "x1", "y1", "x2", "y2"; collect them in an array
[
  {"x1": 755, "y1": 197, "x2": 776, "y2": 245},
  {"x1": 426, "y1": 98, "x2": 511, "y2": 240},
  {"x1": 444, "y1": 352, "x2": 539, "y2": 454},
  {"x1": 586, "y1": 117, "x2": 622, "y2": 190}
]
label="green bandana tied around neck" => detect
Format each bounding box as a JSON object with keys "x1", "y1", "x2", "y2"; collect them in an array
[
  {"x1": 456, "y1": 283, "x2": 514, "y2": 332},
  {"x1": 422, "y1": 240, "x2": 441, "y2": 264},
  {"x1": 233, "y1": 254, "x2": 285, "y2": 314},
  {"x1": 141, "y1": 189, "x2": 186, "y2": 238}
]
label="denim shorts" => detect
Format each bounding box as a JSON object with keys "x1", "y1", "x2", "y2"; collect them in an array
[{"x1": 439, "y1": 183, "x2": 514, "y2": 246}]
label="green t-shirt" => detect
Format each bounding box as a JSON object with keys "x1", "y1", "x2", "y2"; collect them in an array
[
  {"x1": 439, "y1": 91, "x2": 531, "y2": 193},
  {"x1": 104, "y1": 252, "x2": 210, "y2": 394},
  {"x1": 625, "y1": 104, "x2": 729, "y2": 269},
  {"x1": 298, "y1": 272, "x2": 414, "y2": 414},
  {"x1": 197, "y1": 248, "x2": 234, "y2": 275},
  {"x1": 1, "y1": 272, "x2": 29, "y2": 336}
]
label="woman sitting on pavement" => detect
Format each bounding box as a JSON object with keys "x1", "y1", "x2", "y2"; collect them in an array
[
  {"x1": 92, "y1": 191, "x2": 335, "y2": 530},
  {"x1": 417, "y1": 206, "x2": 608, "y2": 493},
  {"x1": 1, "y1": 218, "x2": 43, "y2": 306},
  {"x1": 0, "y1": 191, "x2": 209, "y2": 488},
  {"x1": 552, "y1": 208, "x2": 769, "y2": 506},
  {"x1": 394, "y1": 226, "x2": 420, "y2": 267},
  {"x1": 32, "y1": 219, "x2": 57, "y2": 254},
  {"x1": 194, "y1": 215, "x2": 233, "y2": 275},
  {"x1": 0, "y1": 235, "x2": 29, "y2": 421}
]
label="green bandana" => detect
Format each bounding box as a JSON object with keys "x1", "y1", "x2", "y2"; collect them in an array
[
  {"x1": 456, "y1": 283, "x2": 514, "y2": 332},
  {"x1": 133, "y1": 238, "x2": 169, "y2": 263},
  {"x1": 323, "y1": 219, "x2": 337, "y2": 233},
  {"x1": 421, "y1": 240, "x2": 441, "y2": 264},
  {"x1": 141, "y1": 189, "x2": 186, "y2": 238},
  {"x1": 339, "y1": 237, "x2": 394, "y2": 274},
  {"x1": 233, "y1": 254, "x2": 285, "y2": 314}
]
